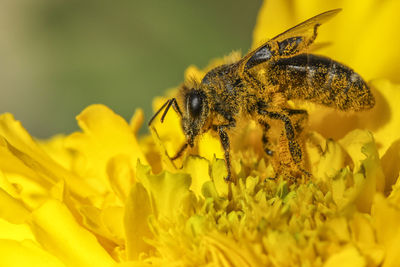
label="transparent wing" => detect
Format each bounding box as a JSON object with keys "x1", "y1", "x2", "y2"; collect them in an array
[
  {"x1": 271, "y1": 8, "x2": 341, "y2": 43},
  {"x1": 238, "y1": 9, "x2": 341, "y2": 72}
]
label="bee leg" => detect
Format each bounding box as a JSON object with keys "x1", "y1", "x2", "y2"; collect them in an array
[
  {"x1": 286, "y1": 109, "x2": 310, "y2": 178},
  {"x1": 258, "y1": 120, "x2": 274, "y2": 156},
  {"x1": 260, "y1": 111, "x2": 300, "y2": 160},
  {"x1": 170, "y1": 142, "x2": 188, "y2": 161},
  {"x1": 216, "y1": 127, "x2": 232, "y2": 182},
  {"x1": 260, "y1": 111, "x2": 305, "y2": 176},
  {"x1": 284, "y1": 108, "x2": 308, "y2": 135},
  {"x1": 212, "y1": 118, "x2": 235, "y2": 182}
]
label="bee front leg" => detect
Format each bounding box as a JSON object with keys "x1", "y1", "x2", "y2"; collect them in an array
[
  {"x1": 213, "y1": 119, "x2": 236, "y2": 183},
  {"x1": 170, "y1": 142, "x2": 188, "y2": 161},
  {"x1": 217, "y1": 127, "x2": 232, "y2": 182}
]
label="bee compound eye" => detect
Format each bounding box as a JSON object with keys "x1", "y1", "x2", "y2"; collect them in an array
[{"x1": 188, "y1": 93, "x2": 202, "y2": 118}]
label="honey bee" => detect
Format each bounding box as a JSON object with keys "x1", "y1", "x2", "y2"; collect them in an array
[{"x1": 149, "y1": 9, "x2": 375, "y2": 182}]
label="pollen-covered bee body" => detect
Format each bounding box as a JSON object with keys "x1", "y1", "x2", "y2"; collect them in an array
[
  {"x1": 199, "y1": 63, "x2": 255, "y2": 120},
  {"x1": 149, "y1": 9, "x2": 375, "y2": 182},
  {"x1": 258, "y1": 53, "x2": 375, "y2": 111}
]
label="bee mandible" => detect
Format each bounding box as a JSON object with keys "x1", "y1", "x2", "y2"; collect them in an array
[{"x1": 149, "y1": 9, "x2": 375, "y2": 182}]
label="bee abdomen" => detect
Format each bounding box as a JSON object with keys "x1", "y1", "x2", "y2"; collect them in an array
[{"x1": 268, "y1": 54, "x2": 375, "y2": 111}]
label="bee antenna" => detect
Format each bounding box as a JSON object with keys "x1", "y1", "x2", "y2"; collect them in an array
[
  {"x1": 148, "y1": 99, "x2": 171, "y2": 126},
  {"x1": 160, "y1": 99, "x2": 174, "y2": 123}
]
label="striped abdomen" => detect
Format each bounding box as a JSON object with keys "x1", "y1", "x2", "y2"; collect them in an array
[{"x1": 267, "y1": 54, "x2": 375, "y2": 111}]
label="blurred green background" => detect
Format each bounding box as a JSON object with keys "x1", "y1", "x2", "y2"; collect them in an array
[{"x1": 0, "y1": 0, "x2": 262, "y2": 138}]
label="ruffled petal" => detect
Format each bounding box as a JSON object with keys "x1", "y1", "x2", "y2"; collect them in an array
[
  {"x1": 30, "y1": 200, "x2": 115, "y2": 267},
  {"x1": 136, "y1": 162, "x2": 193, "y2": 220},
  {"x1": 372, "y1": 194, "x2": 400, "y2": 267},
  {"x1": 65, "y1": 104, "x2": 147, "y2": 195},
  {"x1": 124, "y1": 182, "x2": 153, "y2": 260},
  {"x1": 0, "y1": 239, "x2": 65, "y2": 267},
  {"x1": 0, "y1": 188, "x2": 30, "y2": 224},
  {"x1": 0, "y1": 114, "x2": 96, "y2": 206}
]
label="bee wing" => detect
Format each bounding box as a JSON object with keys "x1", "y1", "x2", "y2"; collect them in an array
[
  {"x1": 238, "y1": 9, "x2": 341, "y2": 71},
  {"x1": 271, "y1": 8, "x2": 341, "y2": 43}
]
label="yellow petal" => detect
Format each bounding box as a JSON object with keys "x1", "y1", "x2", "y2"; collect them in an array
[
  {"x1": 79, "y1": 205, "x2": 125, "y2": 246},
  {"x1": 124, "y1": 182, "x2": 153, "y2": 260},
  {"x1": 37, "y1": 135, "x2": 73, "y2": 170},
  {"x1": 0, "y1": 113, "x2": 50, "y2": 163},
  {"x1": 182, "y1": 156, "x2": 211, "y2": 196},
  {"x1": 262, "y1": 231, "x2": 300, "y2": 266},
  {"x1": 339, "y1": 130, "x2": 374, "y2": 171},
  {"x1": 349, "y1": 0, "x2": 400, "y2": 82},
  {"x1": 102, "y1": 206, "x2": 125, "y2": 245},
  {"x1": 30, "y1": 199, "x2": 114, "y2": 267},
  {"x1": 325, "y1": 217, "x2": 350, "y2": 243},
  {"x1": 0, "y1": 136, "x2": 46, "y2": 185},
  {"x1": 330, "y1": 168, "x2": 352, "y2": 209},
  {"x1": 0, "y1": 114, "x2": 96, "y2": 202},
  {"x1": 1, "y1": 172, "x2": 50, "y2": 210},
  {"x1": 0, "y1": 188, "x2": 30, "y2": 224},
  {"x1": 65, "y1": 104, "x2": 147, "y2": 194},
  {"x1": 350, "y1": 212, "x2": 384, "y2": 266},
  {"x1": 323, "y1": 245, "x2": 366, "y2": 267},
  {"x1": 198, "y1": 132, "x2": 224, "y2": 163},
  {"x1": 340, "y1": 130, "x2": 384, "y2": 212},
  {"x1": 372, "y1": 194, "x2": 400, "y2": 267},
  {"x1": 0, "y1": 239, "x2": 65, "y2": 267},
  {"x1": 314, "y1": 139, "x2": 345, "y2": 182},
  {"x1": 204, "y1": 233, "x2": 263, "y2": 266},
  {"x1": 0, "y1": 218, "x2": 35, "y2": 242},
  {"x1": 136, "y1": 162, "x2": 193, "y2": 220},
  {"x1": 210, "y1": 157, "x2": 229, "y2": 197},
  {"x1": 106, "y1": 154, "x2": 135, "y2": 203},
  {"x1": 0, "y1": 169, "x2": 19, "y2": 198},
  {"x1": 129, "y1": 108, "x2": 144, "y2": 135},
  {"x1": 367, "y1": 80, "x2": 400, "y2": 156},
  {"x1": 381, "y1": 140, "x2": 400, "y2": 195}
]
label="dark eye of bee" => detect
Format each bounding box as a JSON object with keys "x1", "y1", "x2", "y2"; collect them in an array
[{"x1": 187, "y1": 92, "x2": 203, "y2": 118}]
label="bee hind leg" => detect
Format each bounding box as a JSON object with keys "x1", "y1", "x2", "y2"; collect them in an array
[
  {"x1": 286, "y1": 108, "x2": 311, "y2": 178},
  {"x1": 259, "y1": 110, "x2": 308, "y2": 179},
  {"x1": 258, "y1": 119, "x2": 274, "y2": 156},
  {"x1": 285, "y1": 108, "x2": 308, "y2": 135}
]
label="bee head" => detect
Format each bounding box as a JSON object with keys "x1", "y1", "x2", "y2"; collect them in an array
[{"x1": 181, "y1": 88, "x2": 209, "y2": 147}]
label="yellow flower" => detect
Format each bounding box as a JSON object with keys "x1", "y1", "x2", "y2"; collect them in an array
[{"x1": 1, "y1": 0, "x2": 400, "y2": 266}]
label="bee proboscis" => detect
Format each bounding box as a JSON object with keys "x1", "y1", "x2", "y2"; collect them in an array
[{"x1": 149, "y1": 9, "x2": 375, "y2": 182}]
